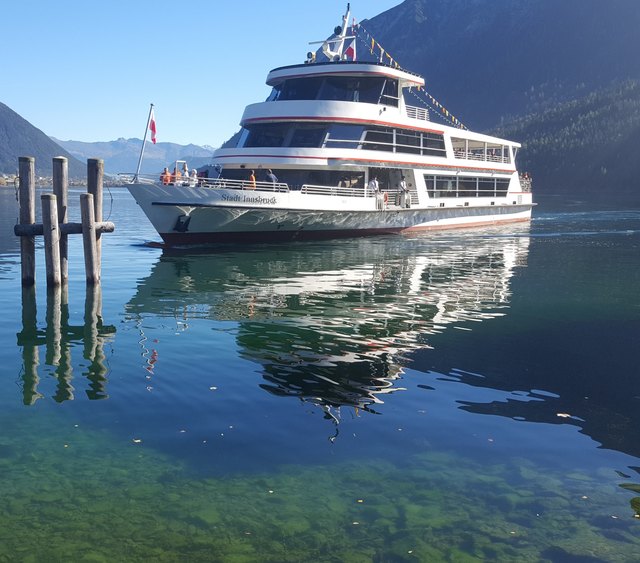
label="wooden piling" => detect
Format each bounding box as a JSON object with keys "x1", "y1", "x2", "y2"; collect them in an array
[
  {"x1": 87, "y1": 158, "x2": 104, "y2": 267},
  {"x1": 52, "y1": 156, "x2": 69, "y2": 284},
  {"x1": 80, "y1": 193, "x2": 100, "y2": 285},
  {"x1": 41, "y1": 194, "x2": 62, "y2": 287},
  {"x1": 18, "y1": 156, "x2": 36, "y2": 286}
]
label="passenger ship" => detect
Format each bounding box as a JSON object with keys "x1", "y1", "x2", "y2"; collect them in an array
[{"x1": 126, "y1": 5, "x2": 533, "y2": 246}]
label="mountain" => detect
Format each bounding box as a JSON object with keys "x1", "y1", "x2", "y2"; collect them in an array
[
  {"x1": 52, "y1": 138, "x2": 215, "y2": 175},
  {"x1": 362, "y1": 0, "x2": 640, "y2": 202},
  {"x1": 364, "y1": 0, "x2": 640, "y2": 130},
  {"x1": 0, "y1": 102, "x2": 85, "y2": 177},
  {"x1": 492, "y1": 80, "x2": 640, "y2": 205}
]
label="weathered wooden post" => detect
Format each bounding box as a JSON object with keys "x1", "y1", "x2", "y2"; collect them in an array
[
  {"x1": 52, "y1": 156, "x2": 69, "y2": 284},
  {"x1": 41, "y1": 194, "x2": 62, "y2": 287},
  {"x1": 87, "y1": 158, "x2": 104, "y2": 267},
  {"x1": 80, "y1": 193, "x2": 100, "y2": 284},
  {"x1": 18, "y1": 157, "x2": 36, "y2": 286}
]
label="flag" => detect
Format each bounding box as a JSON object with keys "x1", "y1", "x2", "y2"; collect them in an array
[
  {"x1": 344, "y1": 39, "x2": 355, "y2": 60},
  {"x1": 149, "y1": 109, "x2": 157, "y2": 144}
]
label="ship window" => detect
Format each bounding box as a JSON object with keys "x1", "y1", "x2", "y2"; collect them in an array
[
  {"x1": 319, "y1": 76, "x2": 388, "y2": 104},
  {"x1": 423, "y1": 175, "x2": 436, "y2": 197},
  {"x1": 436, "y1": 176, "x2": 457, "y2": 197},
  {"x1": 244, "y1": 123, "x2": 288, "y2": 148},
  {"x1": 478, "y1": 178, "x2": 495, "y2": 196},
  {"x1": 422, "y1": 133, "x2": 446, "y2": 156},
  {"x1": 289, "y1": 125, "x2": 327, "y2": 148},
  {"x1": 380, "y1": 79, "x2": 399, "y2": 107},
  {"x1": 396, "y1": 131, "x2": 422, "y2": 154},
  {"x1": 363, "y1": 127, "x2": 394, "y2": 151},
  {"x1": 324, "y1": 124, "x2": 365, "y2": 148},
  {"x1": 275, "y1": 77, "x2": 324, "y2": 101},
  {"x1": 426, "y1": 175, "x2": 511, "y2": 198},
  {"x1": 237, "y1": 128, "x2": 250, "y2": 148},
  {"x1": 459, "y1": 178, "x2": 477, "y2": 197},
  {"x1": 451, "y1": 137, "x2": 512, "y2": 164},
  {"x1": 496, "y1": 179, "x2": 510, "y2": 196}
]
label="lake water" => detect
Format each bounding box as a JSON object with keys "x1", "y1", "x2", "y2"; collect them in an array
[{"x1": 0, "y1": 186, "x2": 639, "y2": 562}]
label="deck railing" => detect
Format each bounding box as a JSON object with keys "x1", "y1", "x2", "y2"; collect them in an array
[
  {"x1": 405, "y1": 105, "x2": 430, "y2": 121},
  {"x1": 124, "y1": 174, "x2": 419, "y2": 200},
  {"x1": 453, "y1": 150, "x2": 511, "y2": 164},
  {"x1": 200, "y1": 177, "x2": 289, "y2": 192},
  {"x1": 300, "y1": 184, "x2": 369, "y2": 197}
]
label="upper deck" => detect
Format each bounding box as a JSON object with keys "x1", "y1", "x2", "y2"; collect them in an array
[{"x1": 266, "y1": 61, "x2": 424, "y2": 90}]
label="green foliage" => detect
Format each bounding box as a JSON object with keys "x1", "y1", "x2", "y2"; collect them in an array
[{"x1": 492, "y1": 81, "x2": 640, "y2": 202}]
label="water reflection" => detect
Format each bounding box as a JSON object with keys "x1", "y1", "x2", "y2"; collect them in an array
[
  {"x1": 127, "y1": 226, "x2": 530, "y2": 426},
  {"x1": 17, "y1": 285, "x2": 116, "y2": 403}
]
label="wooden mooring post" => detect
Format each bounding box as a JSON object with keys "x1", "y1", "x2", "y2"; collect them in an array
[{"x1": 14, "y1": 156, "x2": 115, "y2": 287}]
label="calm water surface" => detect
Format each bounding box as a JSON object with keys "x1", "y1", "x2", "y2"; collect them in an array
[{"x1": 0, "y1": 187, "x2": 639, "y2": 561}]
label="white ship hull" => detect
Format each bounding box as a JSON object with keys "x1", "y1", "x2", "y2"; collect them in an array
[{"x1": 127, "y1": 182, "x2": 532, "y2": 245}]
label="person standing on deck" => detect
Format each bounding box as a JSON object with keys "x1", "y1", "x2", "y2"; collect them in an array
[
  {"x1": 249, "y1": 170, "x2": 256, "y2": 189},
  {"x1": 399, "y1": 175, "x2": 410, "y2": 208},
  {"x1": 160, "y1": 167, "x2": 171, "y2": 185},
  {"x1": 266, "y1": 169, "x2": 278, "y2": 187}
]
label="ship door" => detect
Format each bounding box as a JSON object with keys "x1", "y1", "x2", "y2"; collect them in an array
[{"x1": 369, "y1": 167, "x2": 406, "y2": 191}]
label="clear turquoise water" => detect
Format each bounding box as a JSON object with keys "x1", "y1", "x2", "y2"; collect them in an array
[{"x1": 0, "y1": 187, "x2": 639, "y2": 561}]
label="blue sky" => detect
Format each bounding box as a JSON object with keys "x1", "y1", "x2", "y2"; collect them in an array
[{"x1": 3, "y1": 0, "x2": 402, "y2": 147}]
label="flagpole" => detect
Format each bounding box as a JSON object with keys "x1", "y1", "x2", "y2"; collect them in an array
[{"x1": 134, "y1": 103, "x2": 154, "y2": 182}]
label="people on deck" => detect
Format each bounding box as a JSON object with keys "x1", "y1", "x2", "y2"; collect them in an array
[
  {"x1": 249, "y1": 170, "x2": 256, "y2": 189},
  {"x1": 266, "y1": 169, "x2": 278, "y2": 186},
  {"x1": 367, "y1": 176, "x2": 379, "y2": 195},
  {"x1": 160, "y1": 167, "x2": 171, "y2": 185},
  {"x1": 172, "y1": 166, "x2": 182, "y2": 183},
  {"x1": 399, "y1": 175, "x2": 410, "y2": 208}
]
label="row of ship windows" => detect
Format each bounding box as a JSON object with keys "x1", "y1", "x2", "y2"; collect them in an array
[
  {"x1": 424, "y1": 175, "x2": 511, "y2": 198},
  {"x1": 240, "y1": 123, "x2": 447, "y2": 157},
  {"x1": 268, "y1": 76, "x2": 399, "y2": 107}
]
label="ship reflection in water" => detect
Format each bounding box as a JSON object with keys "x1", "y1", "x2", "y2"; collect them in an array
[{"x1": 127, "y1": 225, "x2": 530, "y2": 429}]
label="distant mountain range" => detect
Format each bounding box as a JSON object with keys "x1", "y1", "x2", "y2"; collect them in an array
[
  {"x1": 0, "y1": 101, "x2": 212, "y2": 178},
  {"x1": 52, "y1": 138, "x2": 215, "y2": 176}
]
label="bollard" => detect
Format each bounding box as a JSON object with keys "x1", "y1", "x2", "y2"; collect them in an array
[
  {"x1": 80, "y1": 193, "x2": 100, "y2": 285},
  {"x1": 18, "y1": 157, "x2": 36, "y2": 286},
  {"x1": 87, "y1": 158, "x2": 104, "y2": 267},
  {"x1": 52, "y1": 156, "x2": 69, "y2": 284},
  {"x1": 42, "y1": 194, "x2": 62, "y2": 287}
]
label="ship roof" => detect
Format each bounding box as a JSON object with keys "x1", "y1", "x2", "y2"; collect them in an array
[{"x1": 267, "y1": 60, "x2": 425, "y2": 88}]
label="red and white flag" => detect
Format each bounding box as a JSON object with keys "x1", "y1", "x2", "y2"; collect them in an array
[
  {"x1": 344, "y1": 39, "x2": 356, "y2": 61},
  {"x1": 149, "y1": 109, "x2": 157, "y2": 144}
]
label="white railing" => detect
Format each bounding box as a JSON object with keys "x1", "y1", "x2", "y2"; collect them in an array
[
  {"x1": 453, "y1": 150, "x2": 511, "y2": 164},
  {"x1": 301, "y1": 184, "x2": 369, "y2": 197},
  {"x1": 405, "y1": 105, "x2": 430, "y2": 121},
  {"x1": 201, "y1": 177, "x2": 289, "y2": 192}
]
